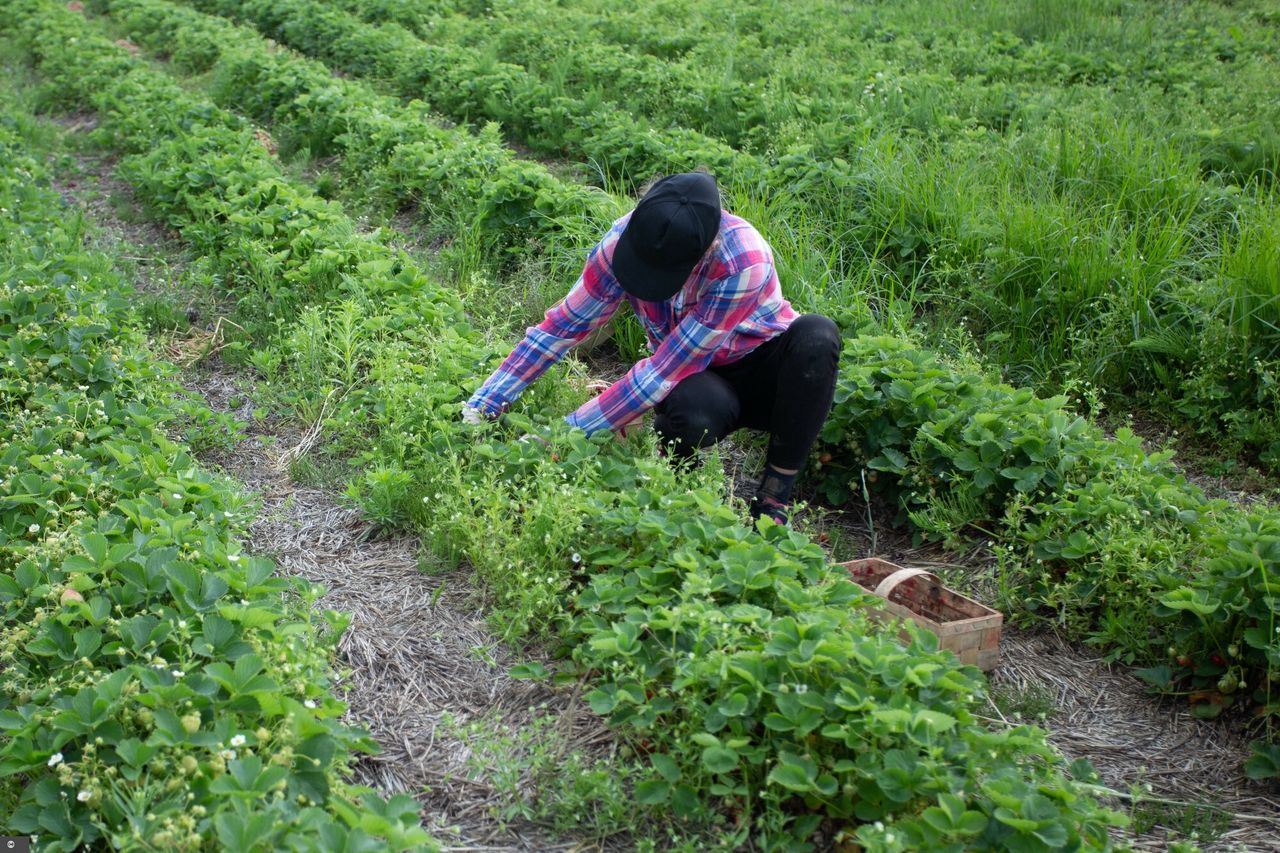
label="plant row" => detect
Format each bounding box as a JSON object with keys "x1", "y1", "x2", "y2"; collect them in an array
[
  {"x1": 83, "y1": 0, "x2": 1280, "y2": 773},
  {"x1": 336, "y1": 0, "x2": 1279, "y2": 165},
  {"x1": 0, "y1": 109, "x2": 433, "y2": 849},
  {"x1": 811, "y1": 336, "x2": 1280, "y2": 778},
  {"x1": 175, "y1": 0, "x2": 1280, "y2": 468},
  {"x1": 177, "y1": 0, "x2": 759, "y2": 179},
  {"x1": 7, "y1": 2, "x2": 1126, "y2": 848}
]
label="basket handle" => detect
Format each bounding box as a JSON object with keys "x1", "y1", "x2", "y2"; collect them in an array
[{"x1": 874, "y1": 567, "x2": 939, "y2": 599}]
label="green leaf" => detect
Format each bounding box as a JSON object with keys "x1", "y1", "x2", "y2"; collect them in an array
[
  {"x1": 870, "y1": 447, "x2": 908, "y2": 472},
  {"x1": 912, "y1": 709, "x2": 957, "y2": 733},
  {"x1": 635, "y1": 779, "x2": 670, "y2": 805},
  {"x1": 81, "y1": 532, "x2": 108, "y2": 566},
  {"x1": 993, "y1": 807, "x2": 1039, "y2": 832},
  {"x1": 671, "y1": 783, "x2": 699, "y2": 817},
  {"x1": 762, "y1": 713, "x2": 794, "y2": 732},
  {"x1": 768, "y1": 763, "x2": 814, "y2": 792},
  {"x1": 651, "y1": 753, "x2": 681, "y2": 783},
  {"x1": 1134, "y1": 665, "x2": 1173, "y2": 688},
  {"x1": 768, "y1": 754, "x2": 817, "y2": 792},
  {"x1": 1158, "y1": 588, "x2": 1218, "y2": 616},
  {"x1": 716, "y1": 692, "x2": 749, "y2": 717},
  {"x1": 701, "y1": 746, "x2": 739, "y2": 775},
  {"x1": 115, "y1": 738, "x2": 158, "y2": 768},
  {"x1": 509, "y1": 662, "x2": 548, "y2": 680},
  {"x1": 1245, "y1": 743, "x2": 1280, "y2": 780}
]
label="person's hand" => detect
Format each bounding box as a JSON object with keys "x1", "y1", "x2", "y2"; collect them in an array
[
  {"x1": 614, "y1": 417, "x2": 642, "y2": 442},
  {"x1": 461, "y1": 403, "x2": 493, "y2": 426}
]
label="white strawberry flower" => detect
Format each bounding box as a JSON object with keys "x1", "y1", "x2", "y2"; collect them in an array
[
  {"x1": 230, "y1": 734, "x2": 246, "y2": 747},
  {"x1": 48, "y1": 752, "x2": 63, "y2": 767}
]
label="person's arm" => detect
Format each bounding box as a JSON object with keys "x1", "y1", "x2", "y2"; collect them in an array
[
  {"x1": 466, "y1": 225, "x2": 625, "y2": 417},
  {"x1": 566, "y1": 261, "x2": 772, "y2": 435}
]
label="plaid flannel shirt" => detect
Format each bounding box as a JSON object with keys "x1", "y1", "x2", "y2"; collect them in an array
[{"x1": 467, "y1": 211, "x2": 797, "y2": 435}]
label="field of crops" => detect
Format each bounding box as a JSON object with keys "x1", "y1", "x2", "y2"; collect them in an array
[{"x1": 1, "y1": 0, "x2": 1278, "y2": 849}]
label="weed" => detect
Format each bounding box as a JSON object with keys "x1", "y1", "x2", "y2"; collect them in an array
[
  {"x1": 1129, "y1": 793, "x2": 1231, "y2": 847},
  {"x1": 991, "y1": 683, "x2": 1058, "y2": 723}
]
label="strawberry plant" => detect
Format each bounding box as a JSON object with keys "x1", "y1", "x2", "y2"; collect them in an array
[
  {"x1": 11, "y1": 3, "x2": 1280, "y2": 847},
  {"x1": 4, "y1": 6, "x2": 1129, "y2": 844},
  {"x1": 0, "y1": 115, "x2": 433, "y2": 849}
]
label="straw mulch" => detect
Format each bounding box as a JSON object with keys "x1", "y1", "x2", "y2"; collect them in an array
[
  {"x1": 185, "y1": 365, "x2": 621, "y2": 850},
  {"x1": 998, "y1": 629, "x2": 1280, "y2": 851}
]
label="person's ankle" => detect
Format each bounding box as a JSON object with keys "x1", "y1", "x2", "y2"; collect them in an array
[
  {"x1": 750, "y1": 492, "x2": 790, "y2": 525},
  {"x1": 757, "y1": 464, "x2": 798, "y2": 503}
]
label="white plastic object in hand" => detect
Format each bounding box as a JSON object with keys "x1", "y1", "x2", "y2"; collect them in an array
[{"x1": 461, "y1": 404, "x2": 486, "y2": 426}]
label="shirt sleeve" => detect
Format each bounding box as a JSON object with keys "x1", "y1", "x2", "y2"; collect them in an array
[
  {"x1": 566, "y1": 260, "x2": 773, "y2": 435},
  {"x1": 466, "y1": 224, "x2": 625, "y2": 415}
]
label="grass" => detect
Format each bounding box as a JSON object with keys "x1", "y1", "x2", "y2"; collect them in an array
[
  {"x1": 87, "y1": 0, "x2": 1280, "y2": 469},
  {"x1": 991, "y1": 682, "x2": 1058, "y2": 723},
  {"x1": 1129, "y1": 798, "x2": 1232, "y2": 848},
  {"x1": 9, "y1": 1, "x2": 1278, "y2": 846}
]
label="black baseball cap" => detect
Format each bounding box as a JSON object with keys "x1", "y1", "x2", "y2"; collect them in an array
[{"x1": 612, "y1": 172, "x2": 722, "y2": 302}]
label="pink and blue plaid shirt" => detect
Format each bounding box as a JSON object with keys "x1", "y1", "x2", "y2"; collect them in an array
[{"x1": 467, "y1": 210, "x2": 798, "y2": 435}]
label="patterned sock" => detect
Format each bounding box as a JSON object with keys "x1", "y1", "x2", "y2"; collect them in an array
[
  {"x1": 750, "y1": 465, "x2": 798, "y2": 524},
  {"x1": 757, "y1": 465, "x2": 798, "y2": 503}
]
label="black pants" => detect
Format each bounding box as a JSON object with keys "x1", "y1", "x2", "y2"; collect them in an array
[{"x1": 653, "y1": 314, "x2": 842, "y2": 471}]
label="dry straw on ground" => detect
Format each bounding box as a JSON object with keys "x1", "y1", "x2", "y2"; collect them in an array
[
  {"x1": 188, "y1": 366, "x2": 619, "y2": 849},
  {"x1": 163, "y1": 316, "x2": 240, "y2": 367}
]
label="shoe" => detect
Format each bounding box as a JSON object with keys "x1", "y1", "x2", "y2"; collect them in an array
[{"x1": 750, "y1": 493, "x2": 790, "y2": 526}]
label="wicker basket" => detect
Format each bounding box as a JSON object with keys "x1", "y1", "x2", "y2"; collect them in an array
[{"x1": 840, "y1": 557, "x2": 1003, "y2": 671}]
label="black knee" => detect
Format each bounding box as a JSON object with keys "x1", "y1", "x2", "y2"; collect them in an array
[
  {"x1": 654, "y1": 408, "x2": 722, "y2": 452},
  {"x1": 789, "y1": 314, "x2": 842, "y2": 355},
  {"x1": 654, "y1": 375, "x2": 738, "y2": 455},
  {"x1": 786, "y1": 314, "x2": 842, "y2": 379}
]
